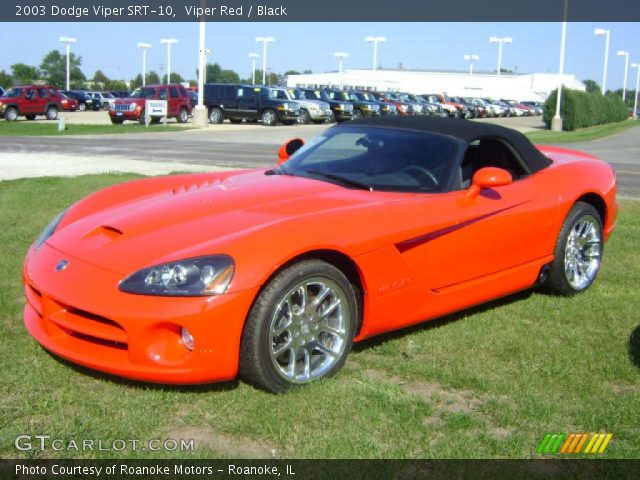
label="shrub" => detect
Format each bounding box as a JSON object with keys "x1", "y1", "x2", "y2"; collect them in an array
[{"x1": 543, "y1": 88, "x2": 628, "y2": 131}]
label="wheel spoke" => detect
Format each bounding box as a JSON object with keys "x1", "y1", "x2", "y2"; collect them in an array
[
  {"x1": 287, "y1": 347, "x2": 297, "y2": 377},
  {"x1": 319, "y1": 299, "x2": 341, "y2": 318},
  {"x1": 310, "y1": 285, "x2": 331, "y2": 311},
  {"x1": 314, "y1": 342, "x2": 337, "y2": 359},
  {"x1": 302, "y1": 347, "x2": 311, "y2": 380},
  {"x1": 272, "y1": 338, "x2": 292, "y2": 357},
  {"x1": 321, "y1": 320, "x2": 345, "y2": 338}
]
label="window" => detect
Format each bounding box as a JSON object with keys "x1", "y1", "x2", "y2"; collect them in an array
[
  {"x1": 459, "y1": 137, "x2": 528, "y2": 189},
  {"x1": 158, "y1": 89, "x2": 168, "y2": 100},
  {"x1": 169, "y1": 86, "x2": 180, "y2": 98},
  {"x1": 283, "y1": 127, "x2": 457, "y2": 193},
  {"x1": 37, "y1": 88, "x2": 48, "y2": 98}
]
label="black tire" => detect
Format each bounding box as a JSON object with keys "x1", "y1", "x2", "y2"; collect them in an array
[
  {"x1": 229, "y1": 118, "x2": 243, "y2": 124},
  {"x1": 4, "y1": 107, "x2": 18, "y2": 122},
  {"x1": 110, "y1": 118, "x2": 124, "y2": 125},
  {"x1": 351, "y1": 109, "x2": 363, "y2": 120},
  {"x1": 329, "y1": 111, "x2": 337, "y2": 123},
  {"x1": 544, "y1": 202, "x2": 604, "y2": 296},
  {"x1": 176, "y1": 107, "x2": 188, "y2": 124},
  {"x1": 208, "y1": 107, "x2": 224, "y2": 124},
  {"x1": 78, "y1": 103, "x2": 87, "y2": 112},
  {"x1": 45, "y1": 106, "x2": 58, "y2": 121},
  {"x1": 25, "y1": 115, "x2": 36, "y2": 121},
  {"x1": 239, "y1": 259, "x2": 358, "y2": 393},
  {"x1": 138, "y1": 111, "x2": 146, "y2": 125},
  {"x1": 298, "y1": 109, "x2": 311, "y2": 125},
  {"x1": 261, "y1": 109, "x2": 277, "y2": 126}
]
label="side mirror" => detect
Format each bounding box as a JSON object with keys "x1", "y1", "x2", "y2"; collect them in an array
[
  {"x1": 277, "y1": 138, "x2": 305, "y2": 165},
  {"x1": 466, "y1": 167, "x2": 512, "y2": 198}
]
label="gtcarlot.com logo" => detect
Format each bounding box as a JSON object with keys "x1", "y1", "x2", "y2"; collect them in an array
[{"x1": 536, "y1": 432, "x2": 613, "y2": 454}]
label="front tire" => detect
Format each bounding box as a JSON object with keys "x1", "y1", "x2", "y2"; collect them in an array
[
  {"x1": 261, "y1": 109, "x2": 277, "y2": 126},
  {"x1": 351, "y1": 109, "x2": 363, "y2": 120},
  {"x1": 298, "y1": 109, "x2": 311, "y2": 125},
  {"x1": 78, "y1": 103, "x2": 87, "y2": 112},
  {"x1": 5, "y1": 107, "x2": 19, "y2": 122},
  {"x1": 544, "y1": 202, "x2": 603, "y2": 296},
  {"x1": 110, "y1": 118, "x2": 124, "y2": 125},
  {"x1": 239, "y1": 260, "x2": 358, "y2": 393},
  {"x1": 45, "y1": 106, "x2": 58, "y2": 121}
]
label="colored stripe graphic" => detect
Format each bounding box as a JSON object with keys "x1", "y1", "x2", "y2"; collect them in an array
[{"x1": 537, "y1": 433, "x2": 613, "y2": 454}]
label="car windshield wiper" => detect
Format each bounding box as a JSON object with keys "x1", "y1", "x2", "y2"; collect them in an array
[{"x1": 304, "y1": 169, "x2": 373, "y2": 191}]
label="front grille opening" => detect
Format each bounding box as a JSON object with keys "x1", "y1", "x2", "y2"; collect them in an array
[
  {"x1": 64, "y1": 329, "x2": 128, "y2": 350},
  {"x1": 29, "y1": 284, "x2": 43, "y2": 298},
  {"x1": 65, "y1": 307, "x2": 125, "y2": 332}
]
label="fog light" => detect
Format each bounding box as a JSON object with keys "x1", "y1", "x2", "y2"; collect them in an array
[{"x1": 181, "y1": 328, "x2": 194, "y2": 351}]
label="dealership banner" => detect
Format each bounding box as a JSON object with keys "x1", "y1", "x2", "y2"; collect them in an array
[
  {"x1": 4, "y1": 459, "x2": 640, "y2": 479},
  {"x1": 2, "y1": 0, "x2": 640, "y2": 22}
]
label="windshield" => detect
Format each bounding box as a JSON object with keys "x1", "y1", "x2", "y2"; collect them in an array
[
  {"x1": 129, "y1": 87, "x2": 158, "y2": 98},
  {"x1": 288, "y1": 89, "x2": 305, "y2": 100},
  {"x1": 282, "y1": 127, "x2": 457, "y2": 193},
  {"x1": 3, "y1": 88, "x2": 24, "y2": 98},
  {"x1": 102, "y1": 92, "x2": 115, "y2": 98},
  {"x1": 330, "y1": 91, "x2": 350, "y2": 101}
]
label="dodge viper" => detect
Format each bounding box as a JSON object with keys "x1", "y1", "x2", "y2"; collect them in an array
[{"x1": 23, "y1": 116, "x2": 617, "y2": 392}]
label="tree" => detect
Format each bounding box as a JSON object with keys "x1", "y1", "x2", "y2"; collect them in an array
[
  {"x1": 146, "y1": 71, "x2": 160, "y2": 85},
  {"x1": 284, "y1": 70, "x2": 301, "y2": 76},
  {"x1": 302, "y1": 70, "x2": 313, "y2": 74},
  {"x1": 92, "y1": 70, "x2": 110, "y2": 87},
  {"x1": 130, "y1": 74, "x2": 143, "y2": 89},
  {"x1": 105, "y1": 79, "x2": 128, "y2": 91},
  {"x1": 583, "y1": 79, "x2": 601, "y2": 94},
  {"x1": 39, "y1": 50, "x2": 85, "y2": 88},
  {"x1": 163, "y1": 72, "x2": 184, "y2": 84},
  {"x1": 11, "y1": 63, "x2": 39, "y2": 84},
  {"x1": 0, "y1": 70, "x2": 12, "y2": 87},
  {"x1": 218, "y1": 69, "x2": 240, "y2": 84}
]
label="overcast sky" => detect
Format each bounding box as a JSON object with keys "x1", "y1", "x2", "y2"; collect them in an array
[{"x1": 1, "y1": 22, "x2": 638, "y2": 88}]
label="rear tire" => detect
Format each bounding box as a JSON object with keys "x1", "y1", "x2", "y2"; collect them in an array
[
  {"x1": 208, "y1": 107, "x2": 224, "y2": 124},
  {"x1": 239, "y1": 260, "x2": 357, "y2": 393},
  {"x1": 78, "y1": 103, "x2": 87, "y2": 112},
  {"x1": 544, "y1": 202, "x2": 603, "y2": 296},
  {"x1": 176, "y1": 107, "x2": 188, "y2": 124}
]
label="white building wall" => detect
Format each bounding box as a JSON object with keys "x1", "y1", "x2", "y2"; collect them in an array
[{"x1": 286, "y1": 69, "x2": 585, "y2": 102}]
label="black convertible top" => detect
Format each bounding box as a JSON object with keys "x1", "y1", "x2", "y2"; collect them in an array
[{"x1": 344, "y1": 116, "x2": 552, "y2": 173}]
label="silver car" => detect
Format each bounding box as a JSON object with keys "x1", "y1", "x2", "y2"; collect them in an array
[{"x1": 273, "y1": 88, "x2": 332, "y2": 124}]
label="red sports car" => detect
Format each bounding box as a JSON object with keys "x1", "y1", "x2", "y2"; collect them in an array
[{"x1": 23, "y1": 117, "x2": 617, "y2": 392}]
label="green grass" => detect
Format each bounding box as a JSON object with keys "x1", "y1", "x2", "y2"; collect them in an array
[
  {"x1": 526, "y1": 120, "x2": 639, "y2": 144},
  {"x1": 0, "y1": 122, "x2": 187, "y2": 136},
  {"x1": 1, "y1": 174, "x2": 639, "y2": 460}
]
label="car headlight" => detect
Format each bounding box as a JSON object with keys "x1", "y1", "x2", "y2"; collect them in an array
[
  {"x1": 34, "y1": 210, "x2": 67, "y2": 250},
  {"x1": 119, "y1": 255, "x2": 235, "y2": 296},
  {"x1": 130, "y1": 103, "x2": 137, "y2": 111}
]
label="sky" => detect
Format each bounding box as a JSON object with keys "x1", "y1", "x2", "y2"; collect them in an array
[{"x1": 0, "y1": 22, "x2": 638, "y2": 89}]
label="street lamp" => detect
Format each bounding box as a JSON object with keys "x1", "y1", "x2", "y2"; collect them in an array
[
  {"x1": 137, "y1": 43, "x2": 151, "y2": 86},
  {"x1": 617, "y1": 50, "x2": 630, "y2": 101},
  {"x1": 59, "y1": 37, "x2": 77, "y2": 91},
  {"x1": 160, "y1": 38, "x2": 178, "y2": 83},
  {"x1": 631, "y1": 63, "x2": 640, "y2": 120},
  {"x1": 255, "y1": 36, "x2": 275, "y2": 85},
  {"x1": 594, "y1": 28, "x2": 611, "y2": 94},
  {"x1": 463, "y1": 54, "x2": 479, "y2": 76},
  {"x1": 249, "y1": 53, "x2": 259, "y2": 85},
  {"x1": 365, "y1": 36, "x2": 386, "y2": 70},
  {"x1": 489, "y1": 36, "x2": 512, "y2": 77},
  {"x1": 552, "y1": 0, "x2": 569, "y2": 132},
  {"x1": 334, "y1": 52, "x2": 348, "y2": 87}
]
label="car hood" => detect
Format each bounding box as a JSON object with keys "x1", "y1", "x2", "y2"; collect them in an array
[{"x1": 47, "y1": 170, "x2": 406, "y2": 276}]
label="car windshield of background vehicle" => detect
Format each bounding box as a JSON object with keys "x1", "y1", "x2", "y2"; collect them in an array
[
  {"x1": 129, "y1": 87, "x2": 158, "y2": 99},
  {"x1": 3, "y1": 88, "x2": 23, "y2": 98},
  {"x1": 284, "y1": 127, "x2": 456, "y2": 193}
]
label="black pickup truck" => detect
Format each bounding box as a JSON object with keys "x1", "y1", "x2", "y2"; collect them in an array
[{"x1": 204, "y1": 84, "x2": 300, "y2": 126}]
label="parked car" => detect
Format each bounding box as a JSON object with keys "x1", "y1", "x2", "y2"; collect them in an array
[
  {"x1": 521, "y1": 101, "x2": 544, "y2": 115},
  {"x1": 275, "y1": 88, "x2": 332, "y2": 124},
  {"x1": 0, "y1": 87, "x2": 4, "y2": 97},
  {"x1": 204, "y1": 84, "x2": 300, "y2": 126},
  {"x1": 187, "y1": 90, "x2": 198, "y2": 110},
  {"x1": 325, "y1": 89, "x2": 380, "y2": 120},
  {"x1": 62, "y1": 90, "x2": 100, "y2": 111},
  {"x1": 0, "y1": 85, "x2": 62, "y2": 121},
  {"x1": 109, "y1": 84, "x2": 192, "y2": 124},
  {"x1": 369, "y1": 91, "x2": 413, "y2": 116},
  {"x1": 108, "y1": 91, "x2": 131, "y2": 99},
  {"x1": 23, "y1": 116, "x2": 617, "y2": 392},
  {"x1": 59, "y1": 92, "x2": 79, "y2": 112},
  {"x1": 352, "y1": 91, "x2": 397, "y2": 115},
  {"x1": 87, "y1": 91, "x2": 116, "y2": 110},
  {"x1": 405, "y1": 94, "x2": 443, "y2": 116},
  {"x1": 423, "y1": 94, "x2": 459, "y2": 118},
  {"x1": 300, "y1": 89, "x2": 353, "y2": 122}
]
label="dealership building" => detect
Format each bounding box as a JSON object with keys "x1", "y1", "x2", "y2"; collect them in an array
[{"x1": 286, "y1": 69, "x2": 586, "y2": 102}]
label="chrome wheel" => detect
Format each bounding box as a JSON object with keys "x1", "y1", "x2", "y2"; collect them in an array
[
  {"x1": 262, "y1": 110, "x2": 276, "y2": 126},
  {"x1": 5, "y1": 107, "x2": 18, "y2": 122},
  {"x1": 269, "y1": 277, "x2": 351, "y2": 384},
  {"x1": 564, "y1": 215, "x2": 602, "y2": 290}
]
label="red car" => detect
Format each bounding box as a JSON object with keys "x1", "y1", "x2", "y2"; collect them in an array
[
  {"x1": 0, "y1": 85, "x2": 62, "y2": 121},
  {"x1": 23, "y1": 117, "x2": 616, "y2": 392},
  {"x1": 109, "y1": 84, "x2": 192, "y2": 124},
  {"x1": 59, "y1": 93, "x2": 79, "y2": 112}
]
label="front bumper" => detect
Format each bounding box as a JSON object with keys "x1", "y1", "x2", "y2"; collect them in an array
[
  {"x1": 23, "y1": 243, "x2": 258, "y2": 384},
  {"x1": 333, "y1": 109, "x2": 353, "y2": 121},
  {"x1": 309, "y1": 109, "x2": 332, "y2": 121},
  {"x1": 275, "y1": 109, "x2": 300, "y2": 121},
  {"x1": 109, "y1": 110, "x2": 142, "y2": 121}
]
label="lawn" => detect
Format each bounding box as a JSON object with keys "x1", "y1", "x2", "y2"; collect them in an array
[
  {"x1": 1, "y1": 174, "x2": 639, "y2": 460},
  {"x1": 526, "y1": 120, "x2": 639, "y2": 144},
  {"x1": 0, "y1": 122, "x2": 187, "y2": 136}
]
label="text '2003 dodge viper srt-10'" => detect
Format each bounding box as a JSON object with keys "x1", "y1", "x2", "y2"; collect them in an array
[{"x1": 23, "y1": 116, "x2": 616, "y2": 392}]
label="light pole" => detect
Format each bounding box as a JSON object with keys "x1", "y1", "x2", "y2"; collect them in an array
[
  {"x1": 59, "y1": 37, "x2": 77, "y2": 91},
  {"x1": 594, "y1": 28, "x2": 610, "y2": 94},
  {"x1": 489, "y1": 36, "x2": 512, "y2": 77},
  {"x1": 160, "y1": 38, "x2": 178, "y2": 83},
  {"x1": 249, "y1": 53, "x2": 259, "y2": 84},
  {"x1": 632, "y1": 63, "x2": 640, "y2": 120},
  {"x1": 463, "y1": 54, "x2": 479, "y2": 77},
  {"x1": 365, "y1": 36, "x2": 386, "y2": 70},
  {"x1": 334, "y1": 52, "x2": 348, "y2": 88},
  {"x1": 617, "y1": 50, "x2": 630, "y2": 100},
  {"x1": 255, "y1": 37, "x2": 275, "y2": 85},
  {"x1": 552, "y1": 0, "x2": 569, "y2": 132},
  {"x1": 137, "y1": 43, "x2": 151, "y2": 86}
]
